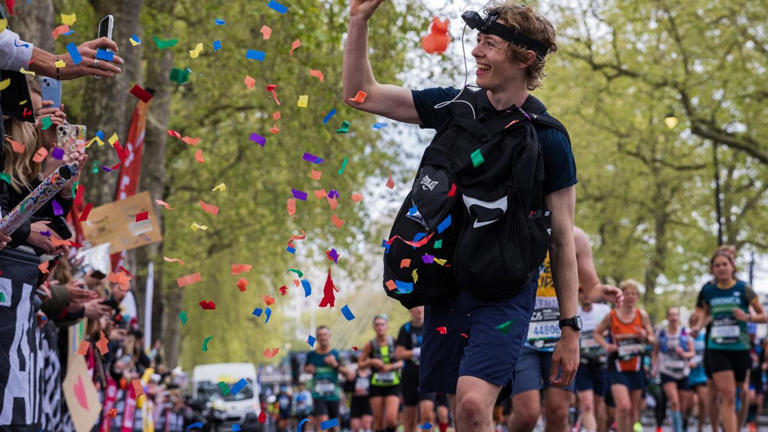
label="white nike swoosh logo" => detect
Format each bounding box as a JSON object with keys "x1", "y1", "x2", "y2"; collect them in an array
[{"x1": 473, "y1": 219, "x2": 499, "y2": 228}]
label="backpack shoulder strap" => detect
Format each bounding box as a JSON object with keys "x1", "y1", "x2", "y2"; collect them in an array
[{"x1": 529, "y1": 113, "x2": 571, "y2": 143}]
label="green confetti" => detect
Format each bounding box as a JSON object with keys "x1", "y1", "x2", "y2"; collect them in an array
[
  {"x1": 335, "y1": 121, "x2": 350, "y2": 133},
  {"x1": 91, "y1": 161, "x2": 100, "y2": 174},
  {"x1": 433, "y1": 240, "x2": 443, "y2": 249},
  {"x1": 337, "y1": 157, "x2": 348, "y2": 175},
  {"x1": 0, "y1": 292, "x2": 5, "y2": 302},
  {"x1": 41, "y1": 116, "x2": 52, "y2": 130},
  {"x1": 72, "y1": 182, "x2": 79, "y2": 198},
  {"x1": 153, "y1": 35, "x2": 178, "y2": 49},
  {"x1": 179, "y1": 310, "x2": 188, "y2": 325},
  {"x1": 202, "y1": 336, "x2": 213, "y2": 352},
  {"x1": 0, "y1": 173, "x2": 11, "y2": 184},
  {"x1": 495, "y1": 320, "x2": 513, "y2": 334},
  {"x1": 288, "y1": 268, "x2": 304, "y2": 278},
  {"x1": 169, "y1": 68, "x2": 190, "y2": 84},
  {"x1": 218, "y1": 381, "x2": 230, "y2": 395},
  {"x1": 471, "y1": 149, "x2": 485, "y2": 167}
]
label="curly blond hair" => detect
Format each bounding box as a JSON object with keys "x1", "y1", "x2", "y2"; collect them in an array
[{"x1": 484, "y1": 1, "x2": 557, "y2": 90}]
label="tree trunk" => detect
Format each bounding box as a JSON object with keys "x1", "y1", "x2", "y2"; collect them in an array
[
  {"x1": 80, "y1": 0, "x2": 144, "y2": 205},
  {"x1": 6, "y1": 1, "x2": 54, "y2": 52}
]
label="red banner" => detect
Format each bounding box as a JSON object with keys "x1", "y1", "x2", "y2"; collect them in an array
[{"x1": 110, "y1": 100, "x2": 150, "y2": 270}]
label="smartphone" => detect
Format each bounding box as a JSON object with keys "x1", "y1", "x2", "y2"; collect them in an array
[
  {"x1": 98, "y1": 15, "x2": 114, "y2": 42},
  {"x1": 40, "y1": 77, "x2": 61, "y2": 109},
  {"x1": 55, "y1": 124, "x2": 87, "y2": 154}
]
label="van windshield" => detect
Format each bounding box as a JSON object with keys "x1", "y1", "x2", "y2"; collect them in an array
[{"x1": 196, "y1": 379, "x2": 254, "y2": 402}]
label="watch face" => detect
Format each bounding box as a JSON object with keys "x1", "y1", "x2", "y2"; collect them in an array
[{"x1": 576, "y1": 316, "x2": 583, "y2": 330}]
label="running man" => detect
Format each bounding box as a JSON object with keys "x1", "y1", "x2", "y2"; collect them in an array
[
  {"x1": 345, "y1": 353, "x2": 373, "y2": 432},
  {"x1": 343, "y1": 1, "x2": 580, "y2": 428},
  {"x1": 359, "y1": 315, "x2": 402, "y2": 432},
  {"x1": 652, "y1": 307, "x2": 695, "y2": 432},
  {"x1": 305, "y1": 325, "x2": 348, "y2": 432},
  {"x1": 690, "y1": 250, "x2": 766, "y2": 432},
  {"x1": 575, "y1": 286, "x2": 612, "y2": 432},
  {"x1": 593, "y1": 280, "x2": 655, "y2": 432},
  {"x1": 686, "y1": 318, "x2": 708, "y2": 432},
  {"x1": 395, "y1": 306, "x2": 435, "y2": 432}
]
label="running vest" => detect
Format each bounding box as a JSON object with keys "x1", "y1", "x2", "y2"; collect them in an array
[
  {"x1": 609, "y1": 308, "x2": 645, "y2": 372},
  {"x1": 657, "y1": 327, "x2": 690, "y2": 379},
  {"x1": 354, "y1": 369, "x2": 371, "y2": 396},
  {"x1": 579, "y1": 303, "x2": 611, "y2": 365},
  {"x1": 402, "y1": 322, "x2": 424, "y2": 367},
  {"x1": 526, "y1": 252, "x2": 560, "y2": 351},
  {"x1": 370, "y1": 336, "x2": 400, "y2": 387},
  {"x1": 699, "y1": 281, "x2": 752, "y2": 351},
  {"x1": 308, "y1": 350, "x2": 340, "y2": 400}
]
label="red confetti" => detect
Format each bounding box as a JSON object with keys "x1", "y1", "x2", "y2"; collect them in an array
[
  {"x1": 279, "y1": 285, "x2": 288, "y2": 295},
  {"x1": 258, "y1": 411, "x2": 267, "y2": 423},
  {"x1": 263, "y1": 347, "x2": 280, "y2": 358},
  {"x1": 177, "y1": 273, "x2": 202, "y2": 287},
  {"x1": 167, "y1": 130, "x2": 181, "y2": 138},
  {"x1": 448, "y1": 183, "x2": 456, "y2": 197},
  {"x1": 129, "y1": 84, "x2": 153, "y2": 103},
  {"x1": 199, "y1": 200, "x2": 220, "y2": 216},
  {"x1": 436, "y1": 326, "x2": 447, "y2": 334},
  {"x1": 231, "y1": 263, "x2": 252, "y2": 275},
  {"x1": 237, "y1": 278, "x2": 249, "y2": 292},
  {"x1": 199, "y1": 300, "x2": 216, "y2": 310},
  {"x1": 135, "y1": 211, "x2": 149, "y2": 222},
  {"x1": 262, "y1": 295, "x2": 275, "y2": 306},
  {"x1": 318, "y1": 267, "x2": 339, "y2": 308}
]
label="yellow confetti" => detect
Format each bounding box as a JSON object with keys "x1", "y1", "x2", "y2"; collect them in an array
[
  {"x1": 86, "y1": 137, "x2": 104, "y2": 148},
  {"x1": 212, "y1": 183, "x2": 226, "y2": 192},
  {"x1": 130, "y1": 37, "x2": 141, "y2": 47},
  {"x1": 412, "y1": 269, "x2": 418, "y2": 283},
  {"x1": 0, "y1": 78, "x2": 10, "y2": 91},
  {"x1": 18, "y1": 100, "x2": 27, "y2": 105},
  {"x1": 191, "y1": 223, "x2": 208, "y2": 231},
  {"x1": 189, "y1": 43, "x2": 204, "y2": 59},
  {"x1": 433, "y1": 258, "x2": 448, "y2": 266},
  {"x1": 55, "y1": 60, "x2": 66, "y2": 68},
  {"x1": 0, "y1": 19, "x2": 6, "y2": 30},
  {"x1": 61, "y1": 13, "x2": 77, "y2": 26},
  {"x1": 19, "y1": 68, "x2": 35, "y2": 76},
  {"x1": 108, "y1": 133, "x2": 119, "y2": 146},
  {"x1": 297, "y1": 95, "x2": 308, "y2": 108}
]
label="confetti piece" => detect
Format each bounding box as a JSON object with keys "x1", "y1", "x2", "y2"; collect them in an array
[
  {"x1": 163, "y1": 257, "x2": 184, "y2": 266},
  {"x1": 386, "y1": 172, "x2": 395, "y2": 189},
  {"x1": 179, "y1": 311, "x2": 188, "y2": 325},
  {"x1": 52, "y1": 24, "x2": 70, "y2": 39},
  {"x1": 436, "y1": 326, "x2": 447, "y2": 334},
  {"x1": 496, "y1": 320, "x2": 513, "y2": 334},
  {"x1": 153, "y1": 35, "x2": 178, "y2": 49},
  {"x1": 288, "y1": 268, "x2": 304, "y2": 278},
  {"x1": 252, "y1": 308, "x2": 263, "y2": 317},
  {"x1": 471, "y1": 149, "x2": 485, "y2": 167},
  {"x1": 448, "y1": 183, "x2": 456, "y2": 197},
  {"x1": 301, "y1": 279, "x2": 311, "y2": 297},
  {"x1": 260, "y1": 25, "x2": 272, "y2": 40},
  {"x1": 188, "y1": 423, "x2": 204, "y2": 431},
  {"x1": 181, "y1": 136, "x2": 199, "y2": 146},
  {"x1": 54, "y1": 60, "x2": 66, "y2": 68},
  {"x1": 336, "y1": 121, "x2": 351, "y2": 133},
  {"x1": 194, "y1": 149, "x2": 205, "y2": 163},
  {"x1": 212, "y1": 183, "x2": 226, "y2": 192},
  {"x1": 396, "y1": 280, "x2": 414, "y2": 294},
  {"x1": 199, "y1": 200, "x2": 220, "y2": 216},
  {"x1": 250, "y1": 133, "x2": 266, "y2": 147},
  {"x1": 79, "y1": 203, "x2": 94, "y2": 222},
  {"x1": 422, "y1": 254, "x2": 435, "y2": 264},
  {"x1": 267, "y1": 0, "x2": 288, "y2": 14},
  {"x1": 385, "y1": 279, "x2": 398, "y2": 291},
  {"x1": 199, "y1": 300, "x2": 216, "y2": 310},
  {"x1": 212, "y1": 40, "x2": 222, "y2": 51},
  {"x1": 230, "y1": 378, "x2": 248, "y2": 395},
  {"x1": 437, "y1": 215, "x2": 452, "y2": 234},
  {"x1": 265, "y1": 307, "x2": 272, "y2": 323},
  {"x1": 400, "y1": 259, "x2": 411, "y2": 268},
  {"x1": 96, "y1": 331, "x2": 109, "y2": 355},
  {"x1": 32, "y1": 147, "x2": 48, "y2": 163},
  {"x1": 61, "y1": 13, "x2": 77, "y2": 26},
  {"x1": 341, "y1": 305, "x2": 355, "y2": 321},
  {"x1": 311, "y1": 169, "x2": 323, "y2": 180},
  {"x1": 215, "y1": 19, "x2": 226, "y2": 25},
  {"x1": 244, "y1": 75, "x2": 256, "y2": 88},
  {"x1": 307, "y1": 335, "x2": 316, "y2": 347},
  {"x1": 289, "y1": 39, "x2": 301, "y2": 55},
  {"x1": 287, "y1": 198, "x2": 296, "y2": 216},
  {"x1": 321, "y1": 419, "x2": 339, "y2": 430},
  {"x1": 292, "y1": 188, "x2": 308, "y2": 201},
  {"x1": 190, "y1": 222, "x2": 208, "y2": 231},
  {"x1": 422, "y1": 17, "x2": 451, "y2": 54},
  {"x1": 337, "y1": 157, "x2": 349, "y2": 175},
  {"x1": 231, "y1": 264, "x2": 252, "y2": 275},
  {"x1": 41, "y1": 117, "x2": 52, "y2": 130},
  {"x1": 189, "y1": 43, "x2": 204, "y2": 58},
  {"x1": 279, "y1": 286, "x2": 288, "y2": 295},
  {"x1": 237, "y1": 278, "x2": 249, "y2": 292},
  {"x1": 177, "y1": 273, "x2": 202, "y2": 287},
  {"x1": 262, "y1": 295, "x2": 276, "y2": 306},
  {"x1": 130, "y1": 84, "x2": 154, "y2": 103},
  {"x1": 313, "y1": 189, "x2": 327, "y2": 200},
  {"x1": 156, "y1": 199, "x2": 173, "y2": 210},
  {"x1": 135, "y1": 211, "x2": 149, "y2": 222},
  {"x1": 50, "y1": 199, "x2": 63, "y2": 217},
  {"x1": 66, "y1": 42, "x2": 82, "y2": 64},
  {"x1": 373, "y1": 122, "x2": 388, "y2": 129},
  {"x1": 77, "y1": 340, "x2": 90, "y2": 356},
  {"x1": 434, "y1": 239, "x2": 443, "y2": 249},
  {"x1": 351, "y1": 193, "x2": 364, "y2": 202},
  {"x1": 420, "y1": 423, "x2": 433, "y2": 430},
  {"x1": 331, "y1": 214, "x2": 345, "y2": 228},
  {"x1": 132, "y1": 379, "x2": 144, "y2": 397},
  {"x1": 169, "y1": 68, "x2": 190, "y2": 84},
  {"x1": 38, "y1": 261, "x2": 49, "y2": 274},
  {"x1": 246, "y1": 50, "x2": 266, "y2": 61},
  {"x1": 349, "y1": 90, "x2": 368, "y2": 104},
  {"x1": 302, "y1": 153, "x2": 323, "y2": 164},
  {"x1": 326, "y1": 249, "x2": 339, "y2": 263},
  {"x1": 19, "y1": 68, "x2": 34, "y2": 76},
  {"x1": 129, "y1": 34, "x2": 141, "y2": 46},
  {"x1": 96, "y1": 48, "x2": 114, "y2": 62},
  {"x1": 258, "y1": 412, "x2": 267, "y2": 424},
  {"x1": 266, "y1": 84, "x2": 281, "y2": 105},
  {"x1": 321, "y1": 109, "x2": 338, "y2": 126},
  {"x1": 202, "y1": 336, "x2": 213, "y2": 351},
  {"x1": 297, "y1": 95, "x2": 309, "y2": 108},
  {"x1": 0, "y1": 79, "x2": 10, "y2": 93},
  {"x1": 309, "y1": 69, "x2": 324, "y2": 81},
  {"x1": 218, "y1": 382, "x2": 230, "y2": 395}
]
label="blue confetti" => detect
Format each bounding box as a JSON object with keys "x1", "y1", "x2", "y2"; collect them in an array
[
  {"x1": 323, "y1": 108, "x2": 337, "y2": 124},
  {"x1": 373, "y1": 122, "x2": 388, "y2": 129},
  {"x1": 215, "y1": 19, "x2": 226, "y2": 25},
  {"x1": 307, "y1": 335, "x2": 316, "y2": 347},
  {"x1": 212, "y1": 40, "x2": 222, "y2": 51},
  {"x1": 265, "y1": 307, "x2": 272, "y2": 324},
  {"x1": 381, "y1": 239, "x2": 391, "y2": 254},
  {"x1": 286, "y1": 246, "x2": 296, "y2": 254},
  {"x1": 437, "y1": 214, "x2": 452, "y2": 234},
  {"x1": 301, "y1": 279, "x2": 311, "y2": 297},
  {"x1": 232, "y1": 425, "x2": 241, "y2": 432},
  {"x1": 246, "y1": 50, "x2": 266, "y2": 61},
  {"x1": 96, "y1": 130, "x2": 105, "y2": 141},
  {"x1": 186, "y1": 423, "x2": 204, "y2": 431},
  {"x1": 267, "y1": 0, "x2": 288, "y2": 14},
  {"x1": 95, "y1": 48, "x2": 114, "y2": 61},
  {"x1": 321, "y1": 419, "x2": 339, "y2": 430},
  {"x1": 66, "y1": 42, "x2": 82, "y2": 65},
  {"x1": 252, "y1": 308, "x2": 263, "y2": 317},
  {"x1": 341, "y1": 305, "x2": 355, "y2": 321},
  {"x1": 297, "y1": 418, "x2": 310, "y2": 432},
  {"x1": 395, "y1": 280, "x2": 414, "y2": 294},
  {"x1": 420, "y1": 423, "x2": 433, "y2": 430},
  {"x1": 62, "y1": 30, "x2": 74, "y2": 37},
  {"x1": 230, "y1": 378, "x2": 248, "y2": 395}
]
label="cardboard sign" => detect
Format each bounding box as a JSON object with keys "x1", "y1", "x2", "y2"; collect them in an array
[
  {"x1": 63, "y1": 327, "x2": 102, "y2": 432},
  {"x1": 82, "y1": 191, "x2": 162, "y2": 253}
]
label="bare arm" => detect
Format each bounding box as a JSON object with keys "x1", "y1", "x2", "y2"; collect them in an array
[
  {"x1": 749, "y1": 299, "x2": 767, "y2": 324},
  {"x1": 592, "y1": 314, "x2": 614, "y2": 352},
  {"x1": 641, "y1": 310, "x2": 655, "y2": 346},
  {"x1": 394, "y1": 345, "x2": 412, "y2": 361},
  {"x1": 357, "y1": 342, "x2": 373, "y2": 369},
  {"x1": 690, "y1": 306, "x2": 708, "y2": 335},
  {"x1": 651, "y1": 331, "x2": 660, "y2": 372},
  {"x1": 573, "y1": 227, "x2": 622, "y2": 305},
  {"x1": 343, "y1": 1, "x2": 419, "y2": 123}
]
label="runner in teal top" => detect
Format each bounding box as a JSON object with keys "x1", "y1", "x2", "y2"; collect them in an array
[
  {"x1": 690, "y1": 250, "x2": 766, "y2": 432},
  {"x1": 304, "y1": 325, "x2": 349, "y2": 432}
]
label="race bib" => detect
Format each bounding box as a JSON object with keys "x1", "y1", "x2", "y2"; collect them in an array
[
  {"x1": 355, "y1": 377, "x2": 370, "y2": 394},
  {"x1": 618, "y1": 342, "x2": 643, "y2": 360},
  {"x1": 375, "y1": 372, "x2": 395, "y2": 383},
  {"x1": 315, "y1": 381, "x2": 335, "y2": 395},
  {"x1": 711, "y1": 324, "x2": 740, "y2": 339},
  {"x1": 527, "y1": 321, "x2": 561, "y2": 340},
  {"x1": 666, "y1": 359, "x2": 686, "y2": 372}
]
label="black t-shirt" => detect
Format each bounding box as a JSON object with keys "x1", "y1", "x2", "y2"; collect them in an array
[{"x1": 396, "y1": 322, "x2": 424, "y2": 374}]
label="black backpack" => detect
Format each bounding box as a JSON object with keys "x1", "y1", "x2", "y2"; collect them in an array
[{"x1": 383, "y1": 87, "x2": 570, "y2": 307}]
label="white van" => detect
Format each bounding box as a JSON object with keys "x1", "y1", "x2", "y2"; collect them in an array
[{"x1": 192, "y1": 363, "x2": 260, "y2": 422}]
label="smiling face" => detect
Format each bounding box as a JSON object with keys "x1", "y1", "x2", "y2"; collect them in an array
[{"x1": 471, "y1": 30, "x2": 531, "y2": 92}]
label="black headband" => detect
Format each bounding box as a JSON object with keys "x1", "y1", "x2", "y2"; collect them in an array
[{"x1": 461, "y1": 11, "x2": 549, "y2": 58}]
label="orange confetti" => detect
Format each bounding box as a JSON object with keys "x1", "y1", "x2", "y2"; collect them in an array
[
  {"x1": 289, "y1": 38, "x2": 301, "y2": 55},
  {"x1": 163, "y1": 256, "x2": 185, "y2": 265},
  {"x1": 263, "y1": 347, "x2": 280, "y2": 359},
  {"x1": 400, "y1": 259, "x2": 411, "y2": 268},
  {"x1": 260, "y1": 25, "x2": 272, "y2": 40},
  {"x1": 155, "y1": 199, "x2": 174, "y2": 210},
  {"x1": 181, "y1": 136, "x2": 200, "y2": 146},
  {"x1": 386, "y1": 172, "x2": 395, "y2": 189},
  {"x1": 421, "y1": 17, "x2": 451, "y2": 54},
  {"x1": 311, "y1": 170, "x2": 322, "y2": 180},
  {"x1": 177, "y1": 272, "x2": 202, "y2": 287},
  {"x1": 309, "y1": 69, "x2": 324, "y2": 82},
  {"x1": 38, "y1": 261, "x2": 49, "y2": 274},
  {"x1": 108, "y1": 409, "x2": 117, "y2": 418},
  {"x1": 194, "y1": 149, "x2": 205, "y2": 163},
  {"x1": 199, "y1": 200, "x2": 220, "y2": 216},
  {"x1": 385, "y1": 279, "x2": 397, "y2": 291},
  {"x1": 287, "y1": 198, "x2": 296, "y2": 216},
  {"x1": 96, "y1": 331, "x2": 110, "y2": 355},
  {"x1": 349, "y1": 90, "x2": 368, "y2": 104},
  {"x1": 231, "y1": 263, "x2": 252, "y2": 275},
  {"x1": 9, "y1": 138, "x2": 25, "y2": 153},
  {"x1": 51, "y1": 236, "x2": 71, "y2": 247},
  {"x1": 262, "y1": 295, "x2": 275, "y2": 306},
  {"x1": 244, "y1": 75, "x2": 256, "y2": 89},
  {"x1": 273, "y1": 111, "x2": 281, "y2": 120},
  {"x1": 52, "y1": 24, "x2": 70, "y2": 39},
  {"x1": 326, "y1": 196, "x2": 338, "y2": 210},
  {"x1": 350, "y1": 193, "x2": 364, "y2": 202},
  {"x1": 331, "y1": 214, "x2": 345, "y2": 228},
  {"x1": 32, "y1": 147, "x2": 48, "y2": 163},
  {"x1": 77, "y1": 340, "x2": 90, "y2": 356},
  {"x1": 270, "y1": 125, "x2": 279, "y2": 134},
  {"x1": 237, "y1": 278, "x2": 249, "y2": 292},
  {"x1": 314, "y1": 189, "x2": 327, "y2": 200}
]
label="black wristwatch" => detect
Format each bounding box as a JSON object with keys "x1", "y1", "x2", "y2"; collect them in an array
[{"x1": 559, "y1": 316, "x2": 583, "y2": 332}]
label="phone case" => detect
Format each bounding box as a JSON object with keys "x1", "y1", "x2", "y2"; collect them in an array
[
  {"x1": 40, "y1": 77, "x2": 61, "y2": 109},
  {"x1": 55, "y1": 124, "x2": 87, "y2": 154}
]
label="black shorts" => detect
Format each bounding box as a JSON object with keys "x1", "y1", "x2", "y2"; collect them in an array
[
  {"x1": 707, "y1": 349, "x2": 750, "y2": 383},
  {"x1": 402, "y1": 366, "x2": 436, "y2": 406},
  {"x1": 660, "y1": 373, "x2": 690, "y2": 391},
  {"x1": 312, "y1": 398, "x2": 340, "y2": 419},
  {"x1": 350, "y1": 396, "x2": 372, "y2": 418},
  {"x1": 369, "y1": 385, "x2": 400, "y2": 398},
  {"x1": 575, "y1": 363, "x2": 608, "y2": 397},
  {"x1": 749, "y1": 368, "x2": 763, "y2": 394},
  {"x1": 279, "y1": 409, "x2": 292, "y2": 419},
  {"x1": 436, "y1": 394, "x2": 449, "y2": 408}
]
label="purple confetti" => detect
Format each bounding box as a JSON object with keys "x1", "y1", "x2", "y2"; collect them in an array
[
  {"x1": 422, "y1": 254, "x2": 435, "y2": 264},
  {"x1": 302, "y1": 152, "x2": 323, "y2": 164},
  {"x1": 51, "y1": 199, "x2": 63, "y2": 216},
  {"x1": 327, "y1": 248, "x2": 339, "y2": 263},
  {"x1": 40, "y1": 230, "x2": 52, "y2": 237},
  {"x1": 101, "y1": 165, "x2": 113, "y2": 172},
  {"x1": 250, "y1": 133, "x2": 266, "y2": 147},
  {"x1": 327, "y1": 189, "x2": 339, "y2": 199},
  {"x1": 291, "y1": 188, "x2": 308, "y2": 201},
  {"x1": 51, "y1": 147, "x2": 65, "y2": 160}
]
